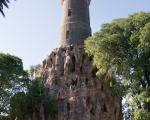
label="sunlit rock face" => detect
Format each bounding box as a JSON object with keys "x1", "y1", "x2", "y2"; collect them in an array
[{"x1": 37, "y1": 45, "x2": 122, "y2": 120}]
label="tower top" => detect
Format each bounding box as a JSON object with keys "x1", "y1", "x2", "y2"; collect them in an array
[
  {"x1": 60, "y1": 0, "x2": 92, "y2": 46},
  {"x1": 60, "y1": 0, "x2": 91, "y2": 6}
]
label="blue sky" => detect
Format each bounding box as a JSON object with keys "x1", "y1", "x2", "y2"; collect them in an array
[{"x1": 0, "y1": 0, "x2": 150, "y2": 69}]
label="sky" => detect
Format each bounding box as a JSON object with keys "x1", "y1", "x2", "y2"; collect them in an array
[{"x1": 0, "y1": 0, "x2": 150, "y2": 70}]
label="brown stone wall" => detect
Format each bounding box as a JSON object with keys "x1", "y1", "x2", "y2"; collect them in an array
[{"x1": 37, "y1": 45, "x2": 122, "y2": 120}]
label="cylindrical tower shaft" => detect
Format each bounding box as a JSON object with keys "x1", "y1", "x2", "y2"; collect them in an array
[{"x1": 60, "y1": 0, "x2": 91, "y2": 46}]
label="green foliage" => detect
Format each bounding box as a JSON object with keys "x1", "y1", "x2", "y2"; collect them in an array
[
  {"x1": 0, "y1": 53, "x2": 57, "y2": 119},
  {"x1": 28, "y1": 64, "x2": 41, "y2": 78},
  {"x1": 134, "y1": 109, "x2": 150, "y2": 120},
  {"x1": 9, "y1": 78, "x2": 57, "y2": 119},
  {"x1": 10, "y1": 92, "x2": 28, "y2": 120},
  {"x1": 0, "y1": 53, "x2": 24, "y2": 88},
  {"x1": 44, "y1": 95, "x2": 58, "y2": 116},
  {"x1": 110, "y1": 80, "x2": 127, "y2": 97},
  {"x1": 9, "y1": 78, "x2": 46, "y2": 119},
  {"x1": 137, "y1": 89, "x2": 150, "y2": 104},
  {"x1": 0, "y1": 116, "x2": 10, "y2": 120},
  {"x1": 85, "y1": 12, "x2": 150, "y2": 119},
  {"x1": 27, "y1": 78, "x2": 46, "y2": 112},
  {"x1": 0, "y1": 53, "x2": 28, "y2": 115}
]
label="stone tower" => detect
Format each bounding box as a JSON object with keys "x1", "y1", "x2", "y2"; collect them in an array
[
  {"x1": 32, "y1": 1, "x2": 122, "y2": 120},
  {"x1": 60, "y1": 0, "x2": 92, "y2": 46}
]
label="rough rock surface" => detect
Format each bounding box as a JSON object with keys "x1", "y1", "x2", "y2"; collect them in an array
[{"x1": 37, "y1": 45, "x2": 122, "y2": 120}]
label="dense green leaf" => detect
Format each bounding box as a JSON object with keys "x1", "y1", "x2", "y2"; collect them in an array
[{"x1": 85, "y1": 12, "x2": 150, "y2": 119}]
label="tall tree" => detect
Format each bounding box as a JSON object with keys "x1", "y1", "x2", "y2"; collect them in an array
[
  {"x1": 0, "y1": 53, "x2": 28, "y2": 115},
  {"x1": 0, "y1": 56, "x2": 57, "y2": 119},
  {"x1": 9, "y1": 74, "x2": 57, "y2": 120},
  {"x1": 85, "y1": 12, "x2": 150, "y2": 120}
]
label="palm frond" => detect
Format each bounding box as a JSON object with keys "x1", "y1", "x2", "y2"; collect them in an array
[{"x1": 0, "y1": 0, "x2": 10, "y2": 16}]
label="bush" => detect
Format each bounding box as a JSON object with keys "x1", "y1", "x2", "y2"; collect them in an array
[{"x1": 134, "y1": 109, "x2": 150, "y2": 120}]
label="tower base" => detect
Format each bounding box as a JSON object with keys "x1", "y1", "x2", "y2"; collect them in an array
[{"x1": 36, "y1": 45, "x2": 122, "y2": 120}]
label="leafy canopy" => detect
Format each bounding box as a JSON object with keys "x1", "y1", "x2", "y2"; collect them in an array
[
  {"x1": 85, "y1": 12, "x2": 150, "y2": 119},
  {"x1": 0, "y1": 53, "x2": 27, "y2": 114},
  {"x1": 10, "y1": 78, "x2": 57, "y2": 120},
  {"x1": 0, "y1": 53, "x2": 57, "y2": 119}
]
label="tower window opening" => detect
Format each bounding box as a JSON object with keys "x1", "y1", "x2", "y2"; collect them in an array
[
  {"x1": 66, "y1": 30, "x2": 70, "y2": 39},
  {"x1": 68, "y1": 9, "x2": 72, "y2": 16}
]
